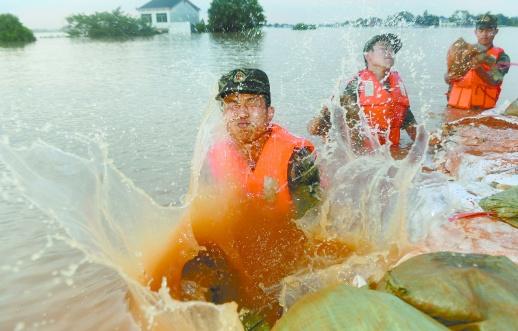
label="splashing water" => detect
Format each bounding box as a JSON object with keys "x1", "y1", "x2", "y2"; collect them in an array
[{"x1": 0, "y1": 130, "x2": 242, "y2": 330}]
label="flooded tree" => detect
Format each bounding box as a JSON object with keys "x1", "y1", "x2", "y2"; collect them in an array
[
  {"x1": 65, "y1": 8, "x2": 159, "y2": 39},
  {"x1": 0, "y1": 14, "x2": 36, "y2": 44},
  {"x1": 208, "y1": 0, "x2": 266, "y2": 32}
]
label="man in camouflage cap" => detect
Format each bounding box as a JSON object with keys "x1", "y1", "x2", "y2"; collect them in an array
[
  {"x1": 209, "y1": 68, "x2": 320, "y2": 217},
  {"x1": 446, "y1": 13, "x2": 511, "y2": 109},
  {"x1": 187, "y1": 68, "x2": 321, "y2": 322}
]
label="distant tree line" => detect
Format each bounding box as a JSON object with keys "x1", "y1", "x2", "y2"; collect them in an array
[
  {"x1": 267, "y1": 10, "x2": 518, "y2": 28},
  {"x1": 292, "y1": 23, "x2": 317, "y2": 31},
  {"x1": 345, "y1": 10, "x2": 518, "y2": 27},
  {"x1": 0, "y1": 14, "x2": 36, "y2": 44}
]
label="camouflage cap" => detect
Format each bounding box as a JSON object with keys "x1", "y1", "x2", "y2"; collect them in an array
[
  {"x1": 216, "y1": 68, "x2": 271, "y2": 106},
  {"x1": 363, "y1": 33, "x2": 402, "y2": 53},
  {"x1": 476, "y1": 14, "x2": 498, "y2": 29}
]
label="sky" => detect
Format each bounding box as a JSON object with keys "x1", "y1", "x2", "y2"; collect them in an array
[{"x1": 1, "y1": 0, "x2": 518, "y2": 29}]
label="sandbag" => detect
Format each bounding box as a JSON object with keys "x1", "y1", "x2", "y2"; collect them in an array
[
  {"x1": 480, "y1": 185, "x2": 518, "y2": 228},
  {"x1": 377, "y1": 252, "x2": 518, "y2": 330},
  {"x1": 446, "y1": 38, "x2": 479, "y2": 79},
  {"x1": 504, "y1": 98, "x2": 518, "y2": 116},
  {"x1": 273, "y1": 284, "x2": 448, "y2": 331},
  {"x1": 446, "y1": 38, "x2": 496, "y2": 82}
]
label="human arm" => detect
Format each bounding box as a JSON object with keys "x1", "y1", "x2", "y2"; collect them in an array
[
  {"x1": 339, "y1": 77, "x2": 367, "y2": 153},
  {"x1": 287, "y1": 147, "x2": 321, "y2": 218},
  {"x1": 473, "y1": 51, "x2": 511, "y2": 86},
  {"x1": 401, "y1": 109, "x2": 417, "y2": 141},
  {"x1": 307, "y1": 107, "x2": 331, "y2": 138}
]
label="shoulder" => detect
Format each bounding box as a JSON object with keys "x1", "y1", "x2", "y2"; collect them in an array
[
  {"x1": 271, "y1": 124, "x2": 314, "y2": 150},
  {"x1": 389, "y1": 70, "x2": 404, "y2": 80}
]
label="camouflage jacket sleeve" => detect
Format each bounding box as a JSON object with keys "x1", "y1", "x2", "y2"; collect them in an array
[
  {"x1": 496, "y1": 51, "x2": 511, "y2": 76},
  {"x1": 477, "y1": 50, "x2": 511, "y2": 85},
  {"x1": 401, "y1": 108, "x2": 417, "y2": 129},
  {"x1": 287, "y1": 147, "x2": 321, "y2": 218},
  {"x1": 339, "y1": 77, "x2": 361, "y2": 127}
]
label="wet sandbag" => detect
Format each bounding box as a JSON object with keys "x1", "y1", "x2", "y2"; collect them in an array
[
  {"x1": 504, "y1": 98, "x2": 518, "y2": 116},
  {"x1": 446, "y1": 38, "x2": 479, "y2": 80},
  {"x1": 273, "y1": 284, "x2": 448, "y2": 331},
  {"x1": 377, "y1": 252, "x2": 518, "y2": 330},
  {"x1": 480, "y1": 186, "x2": 518, "y2": 228}
]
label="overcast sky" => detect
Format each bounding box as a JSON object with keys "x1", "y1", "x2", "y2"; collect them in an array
[{"x1": 1, "y1": 0, "x2": 517, "y2": 29}]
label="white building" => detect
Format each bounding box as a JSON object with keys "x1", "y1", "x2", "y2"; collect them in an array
[{"x1": 137, "y1": 0, "x2": 200, "y2": 33}]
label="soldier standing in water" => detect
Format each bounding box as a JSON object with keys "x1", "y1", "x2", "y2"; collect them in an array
[
  {"x1": 446, "y1": 14, "x2": 511, "y2": 110},
  {"x1": 308, "y1": 33, "x2": 417, "y2": 155}
]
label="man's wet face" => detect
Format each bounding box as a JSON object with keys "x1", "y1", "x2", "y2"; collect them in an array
[
  {"x1": 366, "y1": 41, "x2": 395, "y2": 70},
  {"x1": 475, "y1": 27, "x2": 498, "y2": 47},
  {"x1": 222, "y1": 93, "x2": 273, "y2": 144}
]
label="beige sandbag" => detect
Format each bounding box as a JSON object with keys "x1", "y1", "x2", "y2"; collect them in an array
[
  {"x1": 447, "y1": 38, "x2": 479, "y2": 80},
  {"x1": 377, "y1": 252, "x2": 518, "y2": 330},
  {"x1": 273, "y1": 284, "x2": 448, "y2": 331},
  {"x1": 446, "y1": 38, "x2": 497, "y2": 80},
  {"x1": 504, "y1": 98, "x2": 518, "y2": 116}
]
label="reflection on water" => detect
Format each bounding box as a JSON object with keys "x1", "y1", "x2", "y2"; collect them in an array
[{"x1": 209, "y1": 30, "x2": 265, "y2": 47}]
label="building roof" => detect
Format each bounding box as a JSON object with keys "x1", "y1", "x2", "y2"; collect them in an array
[{"x1": 138, "y1": 0, "x2": 200, "y2": 11}]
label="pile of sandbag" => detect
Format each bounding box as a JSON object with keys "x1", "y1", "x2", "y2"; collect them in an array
[{"x1": 273, "y1": 252, "x2": 518, "y2": 331}]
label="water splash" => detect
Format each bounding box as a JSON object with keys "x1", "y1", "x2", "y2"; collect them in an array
[{"x1": 0, "y1": 134, "x2": 242, "y2": 330}]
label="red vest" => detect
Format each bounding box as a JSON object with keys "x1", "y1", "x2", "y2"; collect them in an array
[
  {"x1": 448, "y1": 47, "x2": 504, "y2": 110},
  {"x1": 208, "y1": 124, "x2": 314, "y2": 214},
  {"x1": 358, "y1": 69, "x2": 410, "y2": 146}
]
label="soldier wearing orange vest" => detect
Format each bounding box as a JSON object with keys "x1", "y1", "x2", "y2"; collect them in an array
[
  {"x1": 206, "y1": 68, "x2": 321, "y2": 218},
  {"x1": 446, "y1": 14, "x2": 511, "y2": 110},
  {"x1": 158, "y1": 70, "x2": 321, "y2": 325},
  {"x1": 308, "y1": 34, "x2": 417, "y2": 152},
  {"x1": 186, "y1": 69, "x2": 321, "y2": 323}
]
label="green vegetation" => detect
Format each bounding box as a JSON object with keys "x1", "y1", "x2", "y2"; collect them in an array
[
  {"x1": 0, "y1": 14, "x2": 36, "y2": 43},
  {"x1": 292, "y1": 23, "x2": 317, "y2": 30},
  {"x1": 194, "y1": 19, "x2": 207, "y2": 33},
  {"x1": 267, "y1": 10, "x2": 518, "y2": 28},
  {"x1": 65, "y1": 8, "x2": 159, "y2": 39},
  {"x1": 494, "y1": 13, "x2": 518, "y2": 27},
  {"x1": 208, "y1": 0, "x2": 266, "y2": 33}
]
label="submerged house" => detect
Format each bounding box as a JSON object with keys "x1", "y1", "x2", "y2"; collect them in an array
[{"x1": 137, "y1": 0, "x2": 200, "y2": 33}]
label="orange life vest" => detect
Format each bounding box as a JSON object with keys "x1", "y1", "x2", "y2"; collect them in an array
[
  {"x1": 358, "y1": 69, "x2": 410, "y2": 146},
  {"x1": 447, "y1": 47, "x2": 504, "y2": 110},
  {"x1": 208, "y1": 124, "x2": 314, "y2": 214}
]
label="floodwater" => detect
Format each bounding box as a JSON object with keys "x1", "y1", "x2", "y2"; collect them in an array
[{"x1": 0, "y1": 27, "x2": 516, "y2": 330}]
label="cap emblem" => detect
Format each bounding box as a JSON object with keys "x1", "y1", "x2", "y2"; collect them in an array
[{"x1": 234, "y1": 70, "x2": 247, "y2": 83}]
